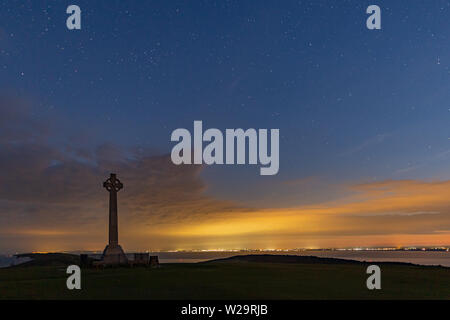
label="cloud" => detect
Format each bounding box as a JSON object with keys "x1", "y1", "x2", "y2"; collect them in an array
[
  {"x1": 339, "y1": 133, "x2": 391, "y2": 156},
  {"x1": 0, "y1": 94, "x2": 245, "y2": 252},
  {"x1": 162, "y1": 179, "x2": 450, "y2": 248},
  {"x1": 0, "y1": 94, "x2": 50, "y2": 144},
  {"x1": 0, "y1": 94, "x2": 449, "y2": 252},
  {"x1": 394, "y1": 149, "x2": 450, "y2": 176}
]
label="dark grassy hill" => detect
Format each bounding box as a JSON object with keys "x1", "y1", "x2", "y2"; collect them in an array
[
  {"x1": 13, "y1": 253, "x2": 80, "y2": 267},
  {"x1": 0, "y1": 253, "x2": 449, "y2": 299},
  {"x1": 205, "y1": 254, "x2": 425, "y2": 267}
]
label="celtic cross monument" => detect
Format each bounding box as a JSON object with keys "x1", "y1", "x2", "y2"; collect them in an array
[{"x1": 102, "y1": 173, "x2": 128, "y2": 265}]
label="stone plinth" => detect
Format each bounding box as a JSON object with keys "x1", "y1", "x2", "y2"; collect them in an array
[{"x1": 102, "y1": 244, "x2": 128, "y2": 265}]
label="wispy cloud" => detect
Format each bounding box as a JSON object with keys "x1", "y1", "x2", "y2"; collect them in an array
[
  {"x1": 161, "y1": 179, "x2": 450, "y2": 248},
  {"x1": 0, "y1": 94, "x2": 246, "y2": 252},
  {"x1": 339, "y1": 133, "x2": 391, "y2": 157},
  {"x1": 394, "y1": 149, "x2": 450, "y2": 176},
  {"x1": 0, "y1": 96, "x2": 449, "y2": 252}
]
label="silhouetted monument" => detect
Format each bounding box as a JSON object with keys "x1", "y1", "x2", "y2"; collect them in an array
[
  {"x1": 101, "y1": 173, "x2": 128, "y2": 265},
  {"x1": 133, "y1": 253, "x2": 149, "y2": 265},
  {"x1": 149, "y1": 256, "x2": 160, "y2": 268}
]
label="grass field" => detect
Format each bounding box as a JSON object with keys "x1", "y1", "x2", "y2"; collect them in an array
[{"x1": 0, "y1": 257, "x2": 449, "y2": 299}]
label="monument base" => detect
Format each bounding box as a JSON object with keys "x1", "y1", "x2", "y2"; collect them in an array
[{"x1": 102, "y1": 244, "x2": 128, "y2": 265}]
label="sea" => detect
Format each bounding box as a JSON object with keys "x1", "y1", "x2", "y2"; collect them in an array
[{"x1": 2, "y1": 250, "x2": 449, "y2": 268}]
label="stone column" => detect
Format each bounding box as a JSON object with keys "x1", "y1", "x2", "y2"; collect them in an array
[{"x1": 102, "y1": 173, "x2": 127, "y2": 265}]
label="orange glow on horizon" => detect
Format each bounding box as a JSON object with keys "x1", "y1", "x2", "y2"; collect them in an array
[{"x1": 2, "y1": 179, "x2": 450, "y2": 251}]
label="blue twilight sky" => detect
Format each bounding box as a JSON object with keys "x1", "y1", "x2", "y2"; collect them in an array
[{"x1": 1, "y1": 1, "x2": 450, "y2": 251}]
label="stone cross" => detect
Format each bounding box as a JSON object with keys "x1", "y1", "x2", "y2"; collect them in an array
[{"x1": 103, "y1": 173, "x2": 123, "y2": 246}]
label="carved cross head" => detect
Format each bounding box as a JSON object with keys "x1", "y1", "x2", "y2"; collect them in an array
[{"x1": 103, "y1": 173, "x2": 123, "y2": 192}]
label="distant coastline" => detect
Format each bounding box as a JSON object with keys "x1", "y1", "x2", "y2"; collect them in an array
[{"x1": 1, "y1": 249, "x2": 449, "y2": 268}]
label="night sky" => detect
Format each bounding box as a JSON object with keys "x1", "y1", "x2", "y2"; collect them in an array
[{"x1": 1, "y1": 1, "x2": 450, "y2": 253}]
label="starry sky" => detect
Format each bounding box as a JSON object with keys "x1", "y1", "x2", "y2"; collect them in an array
[{"x1": 1, "y1": 0, "x2": 450, "y2": 253}]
